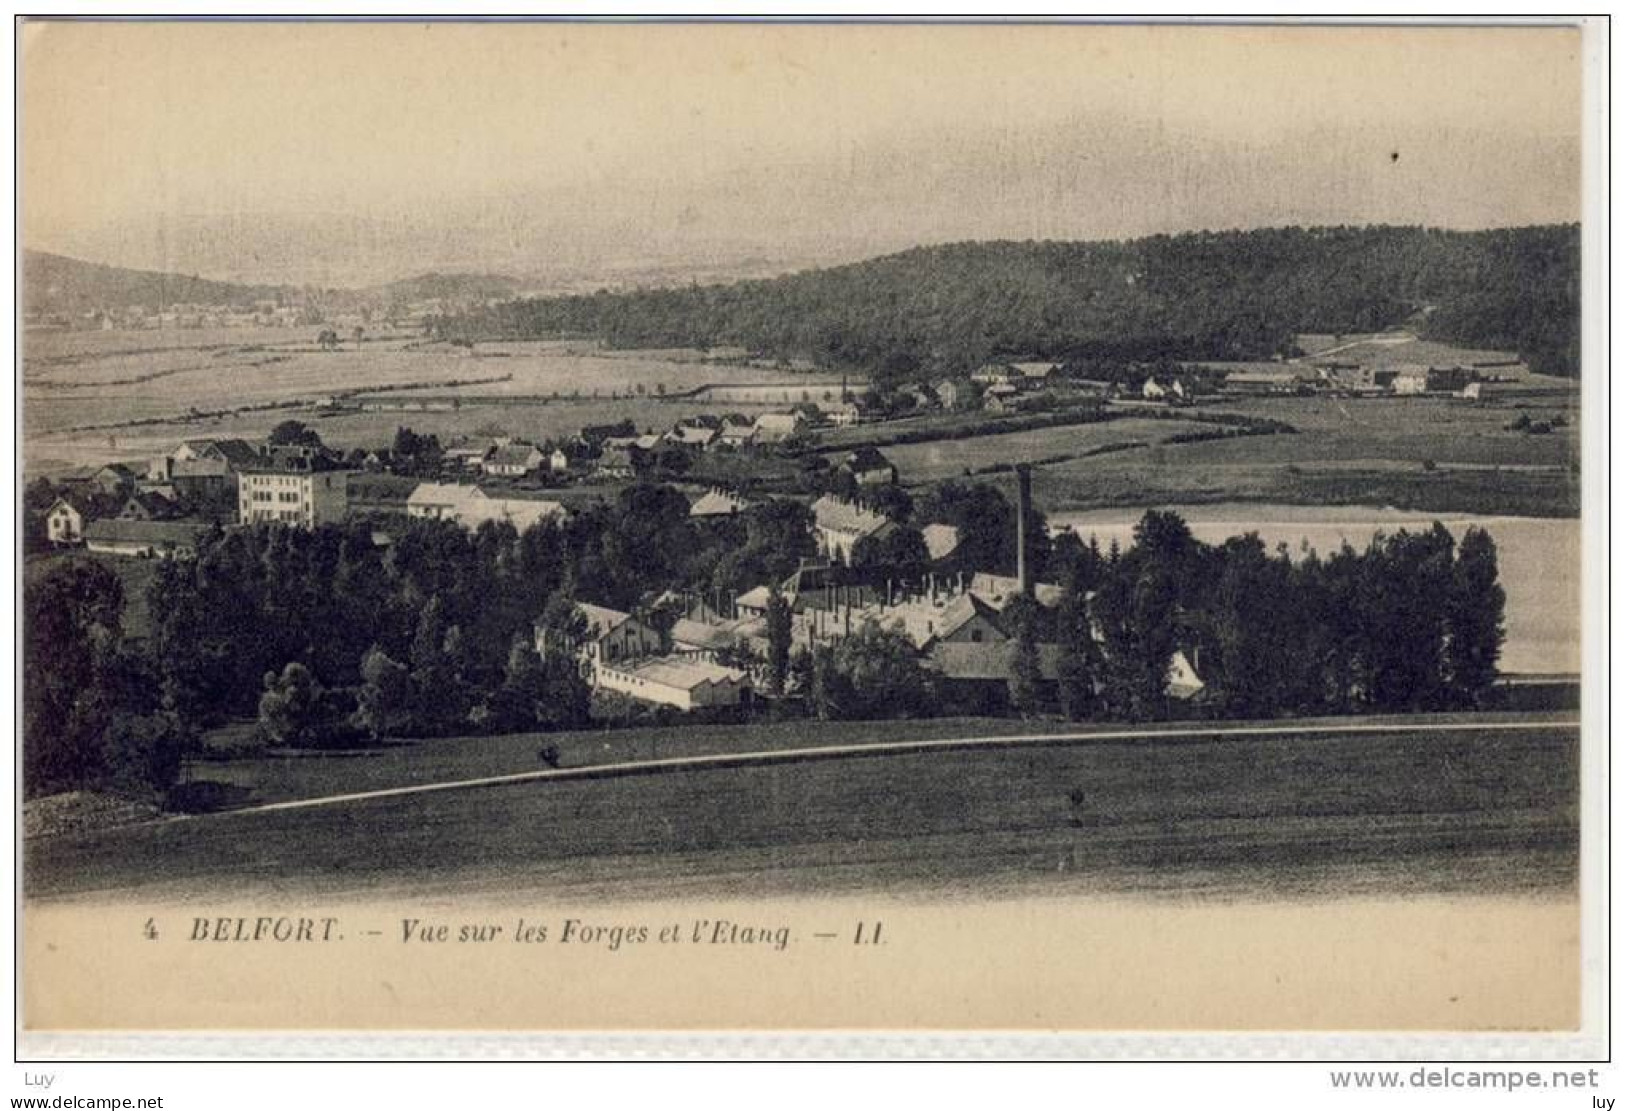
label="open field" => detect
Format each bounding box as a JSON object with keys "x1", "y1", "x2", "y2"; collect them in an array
[
  {"x1": 882, "y1": 417, "x2": 1209, "y2": 482},
  {"x1": 25, "y1": 715, "x2": 1577, "y2": 903},
  {"x1": 1017, "y1": 392, "x2": 1580, "y2": 519},
  {"x1": 21, "y1": 330, "x2": 839, "y2": 474}
]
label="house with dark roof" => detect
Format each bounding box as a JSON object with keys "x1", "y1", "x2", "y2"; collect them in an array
[
  {"x1": 118, "y1": 490, "x2": 180, "y2": 522},
  {"x1": 89, "y1": 463, "x2": 140, "y2": 497},
  {"x1": 836, "y1": 446, "x2": 898, "y2": 488},
  {"x1": 482, "y1": 442, "x2": 545, "y2": 477},
  {"x1": 534, "y1": 602, "x2": 664, "y2": 676}
]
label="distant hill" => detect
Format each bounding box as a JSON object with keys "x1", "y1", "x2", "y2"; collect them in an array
[
  {"x1": 22, "y1": 250, "x2": 293, "y2": 317},
  {"x1": 22, "y1": 250, "x2": 528, "y2": 319},
  {"x1": 434, "y1": 225, "x2": 1581, "y2": 378}
]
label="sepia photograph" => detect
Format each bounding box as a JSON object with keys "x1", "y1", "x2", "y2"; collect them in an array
[{"x1": 13, "y1": 15, "x2": 1605, "y2": 1058}]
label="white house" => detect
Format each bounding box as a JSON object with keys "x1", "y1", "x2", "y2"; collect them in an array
[{"x1": 45, "y1": 496, "x2": 87, "y2": 545}]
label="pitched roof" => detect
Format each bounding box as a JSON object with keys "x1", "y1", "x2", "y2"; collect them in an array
[
  {"x1": 968, "y1": 572, "x2": 1065, "y2": 609},
  {"x1": 670, "y1": 618, "x2": 742, "y2": 652},
  {"x1": 578, "y1": 603, "x2": 634, "y2": 639},
  {"x1": 922, "y1": 523, "x2": 962, "y2": 562},
  {"x1": 609, "y1": 656, "x2": 751, "y2": 691},
  {"x1": 689, "y1": 489, "x2": 750, "y2": 517},
  {"x1": 48, "y1": 492, "x2": 92, "y2": 515},
  {"x1": 407, "y1": 482, "x2": 475, "y2": 507},
  {"x1": 842, "y1": 446, "x2": 894, "y2": 472},
  {"x1": 668, "y1": 424, "x2": 718, "y2": 445},
  {"x1": 84, "y1": 519, "x2": 211, "y2": 546},
  {"x1": 409, "y1": 483, "x2": 565, "y2": 530},
  {"x1": 485, "y1": 443, "x2": 543, "y2": 467},
  {"x1": 239, "y1": 446, "x2": 348, "y2": 474},
  {"x1": 735, "y1": 585, "x2": 775, "y2": 610},
  {"x1": 205, "y1": 439, "x2": 263, "y2": 467},
  {"x1": 811, "y1": 495, "x2": 892, "y2": 539}
]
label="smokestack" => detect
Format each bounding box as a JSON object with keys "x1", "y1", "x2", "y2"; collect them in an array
[{"x1": 1015, "y1": 463, "x2": 1033, "y2": 594}]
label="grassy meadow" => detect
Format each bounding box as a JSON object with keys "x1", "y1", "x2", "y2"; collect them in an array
[{"x1": 25, "y1": 714, "x2": 1578, "y2": 903}]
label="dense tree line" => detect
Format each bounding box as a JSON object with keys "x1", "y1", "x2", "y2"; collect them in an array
[
  {"x1": 24, "y1": 477, "x2": 1507, "y2": 801},
  {"x1": 433, "y1": 225, "x2": 1580, "y2": 380},
  {"x1": 1045, "y1": 511, "x2": 1507, "y2": 721},
  {"x1": 23, "y1": 560, "x2": 189, "y2": 799}
]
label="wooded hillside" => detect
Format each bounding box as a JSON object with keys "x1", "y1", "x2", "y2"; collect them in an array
[{"x1": 436, "y1": 225, "x2": 1580, "y2": 379}]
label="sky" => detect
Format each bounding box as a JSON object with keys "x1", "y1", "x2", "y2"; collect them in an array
[{"x1": 21, "y1": 21, "x2": 1585, "y2": 287}]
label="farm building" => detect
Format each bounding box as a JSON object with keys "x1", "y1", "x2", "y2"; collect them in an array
[
  {"x1": 1315, "y1": 364, "x2": 1397, "y2": 393},
  {"x1": 83, "y1": 519, "x2": 211, "y2": 559},
  {"x1": 733, "y1": 585, "x2": 785, "y2": 619}
]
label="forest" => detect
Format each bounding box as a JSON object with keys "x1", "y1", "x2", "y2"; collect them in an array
[{"x1": 433, "y1": 225, "x2": 1580, "y2": 379}]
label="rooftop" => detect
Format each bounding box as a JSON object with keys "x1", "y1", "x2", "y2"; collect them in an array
[
  {"x1": 84, "y1": 519, "x2": 212, "y2": 545},
  {"x1": 610, "y1": 656, "x2": 751, "y2": 691},
  {"x1": 811, "y1": 495, "x2": 892, "y2": 538}
]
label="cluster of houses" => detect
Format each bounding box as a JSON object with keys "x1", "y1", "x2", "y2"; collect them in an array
[
  {"x1": 532, "y1": 540, "x2": 1204, "y2": 714},
  {"x1": 1210, "y1": 361, "x2": 1498, "y2": 400},
  {"x1": 43, "y1": 437, "x2": 359, "y2": 559},
  {"x1": 431, "y1": 403, "x2": 869, "y2": 486}
]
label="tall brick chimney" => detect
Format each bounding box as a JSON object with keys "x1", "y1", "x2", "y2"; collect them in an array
[{"x1": 1015, "y1": 463, "x2": 1032, "y2": 594}]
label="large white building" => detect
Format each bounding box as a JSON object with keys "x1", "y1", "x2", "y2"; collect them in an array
[
  {"x1": 237, "y1": 449, "x2": 351, "y2": 528},
  {"x1": 406, "y1": 483, "x2": 565, "y2": 532},
  {"x1": 594, "y1": 657, "x2": 752, "y2": 711}
]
